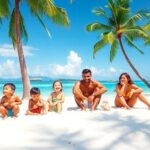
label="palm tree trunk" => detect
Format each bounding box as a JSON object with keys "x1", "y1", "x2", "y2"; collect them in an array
[
  {"x1": 15, "y1": 0, "x2": 31, "y2": 99},
  {"x1": 118, "y1": 37, "x2": 150, "y2": 88}
]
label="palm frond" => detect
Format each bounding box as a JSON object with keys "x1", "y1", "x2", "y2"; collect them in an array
[
  {"x1": 124, "y1": 35, "x2": 144, "y2": 54},
  {"x1": 93, "y1": 38, "x2": 107, "y2": 58},
  {"x1": 144, "y1": 37, "x2": 150, "y2": 45},
  {"x1": 143, "y1": 22, "x2": 150, "y2": 31},
  {"x1": 86, "y1": 23, "x2": 112, "y2": 32},
  {"x1": 51, "y1": 7, "x2": 69, "y2": 26},
  {"x1": 110, "y1": 39, "x2": 118, "y2": 62},
  {"x1": 27, "y1": 0, "x2": 56, "y2": 17},
  {"x1": 0, "y1": 0, "x2": 10, "y2": 18},
  {"x1": 92, "y1": 8, "x2": 109, "y2": 20},
  {"x1": 108, "y1": 0, "x2": 118, "y2": 26},
  {"x1": 102, "y1": 31, "x2": 116, "y2": 44},
  {"x1": 123, "y1": 10, "x2": 150, "y2": 27},
  {"x1": 9, "y1": 9, "x2": 16, "y2": 47},
  {"x1": 9, "y1": 9, "x2": 28, "y2": 48},
  {"x1": 27, "y1": 0, "x2": 69, "y2": 26},
  {"x1": 121, "y1": 26, "x2": 150, "y2": 39},
  {"x1": 35, "y1": 13, "x2": 51, "y2": 37}
]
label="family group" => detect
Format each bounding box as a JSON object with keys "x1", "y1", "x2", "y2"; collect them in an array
[{"x1": 0, "y1": 69, "x2": 150, "y2": 119}]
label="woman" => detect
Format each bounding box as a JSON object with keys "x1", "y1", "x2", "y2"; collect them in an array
[{"x1": 115, "y1": 73, "x2": 150, "y2": 109}]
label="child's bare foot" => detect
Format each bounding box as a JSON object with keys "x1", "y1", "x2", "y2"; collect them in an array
[
  {"x1": 3, "y1": 115, "x2": 8, "y2": 119},
  {"x1": 81, "y1": 107, "x2": 86, "y2": 111},
  {"x1": 13, "y1": 115, "x2": 18, "y2": 119},
  {"x1": 125, "y1": 106, "x2": 131, "y2": 110}
]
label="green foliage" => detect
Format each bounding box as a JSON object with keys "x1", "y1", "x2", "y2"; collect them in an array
[
  {"x1": 9, "y1": 9, "x2": 28, "y2": 48},
  {"x1": 110, "y1": 39, "x2": 118, "y2": 62},
  {"x1": 0, "y1": 0, "x2": 9, "y2": 23},
  {"x1": 86, "y1": 0, "x2": 150, "y2": 61},
  {"x1": 27, "y1": 0, "x2": 69, "y2": 29}
]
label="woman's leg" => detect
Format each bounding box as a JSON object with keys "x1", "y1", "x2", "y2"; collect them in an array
[
  {"x1": 137, "y1": 94, "x2": 150, "y2": 108},
  {"x1": 115, "y1": 95, "x2": 131, "y2": 109}
]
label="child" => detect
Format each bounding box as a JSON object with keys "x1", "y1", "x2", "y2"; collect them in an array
[
  {"x1": 115, "y1": 73, "x2": 150, "y2": 109},
  {"x1": 47, "y1": 80, "x2": 65, "y2": 113},
  {"x1": 26, "y1": 87, "x2": 45, "y2": 115},
  {"x1": 0, "y1": 83, "x2": 22, "y2": 118}
]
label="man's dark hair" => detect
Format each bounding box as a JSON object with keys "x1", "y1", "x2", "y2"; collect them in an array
[
  {"x1": 3, "y1": 83, "x2": 16, "y2": 91},
  {"x1": 30, "y1": 87, "x2": 40, "y2": 95},
  {"x1": 82, "y1": 69, "x2": 92, "y2": 75}
]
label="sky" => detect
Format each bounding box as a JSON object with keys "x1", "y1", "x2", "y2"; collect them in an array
[{"x1": 0, "y1": 0, "x2": 150, "y2": 80}]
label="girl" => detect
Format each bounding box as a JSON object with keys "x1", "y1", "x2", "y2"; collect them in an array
[
  {"x1": 47, "y1": 80, "x2": 65, "y2": 112},
  {"x1": 115, "y1": 73, "x2": 150, "y2": 109}
]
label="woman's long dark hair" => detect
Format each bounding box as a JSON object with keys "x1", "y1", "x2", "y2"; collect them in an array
[{"x1": 117, "y1": 73, "x2": 134, "y2": 86}]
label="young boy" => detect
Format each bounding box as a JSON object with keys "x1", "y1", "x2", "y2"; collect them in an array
[
  {"x1": 0, "y1": 83, "x2": 22, "y2": 118},
  {"x1": 26, "y1": 87, "x2": 45, "y2": 115}
]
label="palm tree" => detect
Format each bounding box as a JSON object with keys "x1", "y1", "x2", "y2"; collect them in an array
[
  {"x1": 0, "y1": 0, "x2": 9, "y2": 21},
  {"x1": 86, "y1": 0, "x2": 150, "y2": 88},
  {"x1": 0, "y1": 0, "x2": 69, "y2": 99}
]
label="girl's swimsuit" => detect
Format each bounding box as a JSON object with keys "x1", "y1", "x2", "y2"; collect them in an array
[{"x1": 51, "y1": 94, "x2": 63, "y2": 112}]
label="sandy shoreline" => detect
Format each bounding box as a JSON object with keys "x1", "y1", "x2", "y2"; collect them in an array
[{"x1": 0, "y1": 96, "x2": 150, "y2": 150}]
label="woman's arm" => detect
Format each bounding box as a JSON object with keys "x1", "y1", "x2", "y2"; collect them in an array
[{"x1": 116, "y1": 84, "x2": 126, "y2": 97}]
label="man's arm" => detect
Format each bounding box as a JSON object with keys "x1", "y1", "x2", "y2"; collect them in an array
[
  {"x1": 93, "y1": 81, "x2": 107, "y2": 97},
  {"x1": 73, "y1": 81, "x2": 87, "y2": 100}
]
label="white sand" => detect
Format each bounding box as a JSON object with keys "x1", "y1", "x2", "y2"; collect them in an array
[{"x1": 0, "y1": 95, "x2": 150, "y2": 150}]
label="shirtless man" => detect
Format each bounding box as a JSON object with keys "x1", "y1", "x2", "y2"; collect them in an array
[
  {"x1": 0, "y1": 83, "x2": 22, "y2": 118},
  {"x1": 73, "y1": 69, "x2": 107, "y2": 111}
]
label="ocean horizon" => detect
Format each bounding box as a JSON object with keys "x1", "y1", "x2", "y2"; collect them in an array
[{"x1": 0, "y1": 79, "x2": 150, "y2": 98}]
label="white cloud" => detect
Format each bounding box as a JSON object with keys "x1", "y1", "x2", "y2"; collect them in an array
[
  {"x1": 47, "y1": 51, "x2": 82, "y2": 77},
  {"x1": 0, "y1": 44, "x2": 38, "y2": 57},
  {"x1": 0, "y1": 51, "x2": 119, "y2": 79},
  {"x1": 87, "y1": 66, "x2": 118, "y2": 79},
  {"x1": 0, "y1": 59, "x2": 20, "y2": 78},
  {"x1": 109, "y1": 67, "x2": 117, "y2": 73}
]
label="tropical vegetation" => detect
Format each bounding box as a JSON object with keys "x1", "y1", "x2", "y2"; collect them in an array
[
  {"x1": 0, "y1": 0, "x2": 69, "y2": 99},
  {"x1": 86, "y1": 0, "x2": 150, "y2": 88}
]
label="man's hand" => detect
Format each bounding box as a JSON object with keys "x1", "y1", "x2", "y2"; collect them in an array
[{"x1": 88, "y1": 95, "x2": 94, "y2": 102}]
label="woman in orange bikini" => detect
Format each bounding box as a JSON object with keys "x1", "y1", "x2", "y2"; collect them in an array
[{"x1": 115, "y1": 73, "x2": 150, "y2": 109}]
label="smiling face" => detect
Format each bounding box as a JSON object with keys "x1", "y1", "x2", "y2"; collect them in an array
[
  {"x1": 31, "y1": 94, "x2": 40, "y2": 102},
  {"x1": 53, "y1": 81, "x2": 62, "y2": 92},
  {"x1": 3, "y1": 85, "x2": 14, "y2": 97},
  {"x1": 82, "y1": 72, "x2": 92, "y2": 83},
  {"x1": 120, "y1": 75, "x2": 128, "y2": 85}
]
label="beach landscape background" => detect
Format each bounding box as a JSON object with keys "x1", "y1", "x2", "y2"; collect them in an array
[
  {"x1": 0, "y1": 0, "x2": 150, "y2": 149},
  {"x1": 0, "y1": 80, "x2": 150, "y2": 98}
]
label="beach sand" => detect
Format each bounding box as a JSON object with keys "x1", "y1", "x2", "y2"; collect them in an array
[{"x1": 0, "y1": 95, "x2": 150, "y2": 150}]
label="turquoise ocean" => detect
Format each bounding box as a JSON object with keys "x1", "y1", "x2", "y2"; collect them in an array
[{"x1": 0, "y1": 80, "x2": 150, "y2": 98}]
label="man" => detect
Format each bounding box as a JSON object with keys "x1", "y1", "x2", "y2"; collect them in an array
[{"x1": 73, "y1": 69, "x2": 107, "y2": 111}]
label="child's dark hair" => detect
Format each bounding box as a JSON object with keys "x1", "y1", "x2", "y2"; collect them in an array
[
  {"x1": 118, "y1": 72, "x2": 134, "y2": 85},
  {"x1": 53, "y1": 80, "x2": 63, "y2": 91},
  {"x1": 30, "y1": 87, "x2": 40, "y2": 95},
  {"x1": 3, "y1": 83, "x2": 16, "y2": 91}
]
